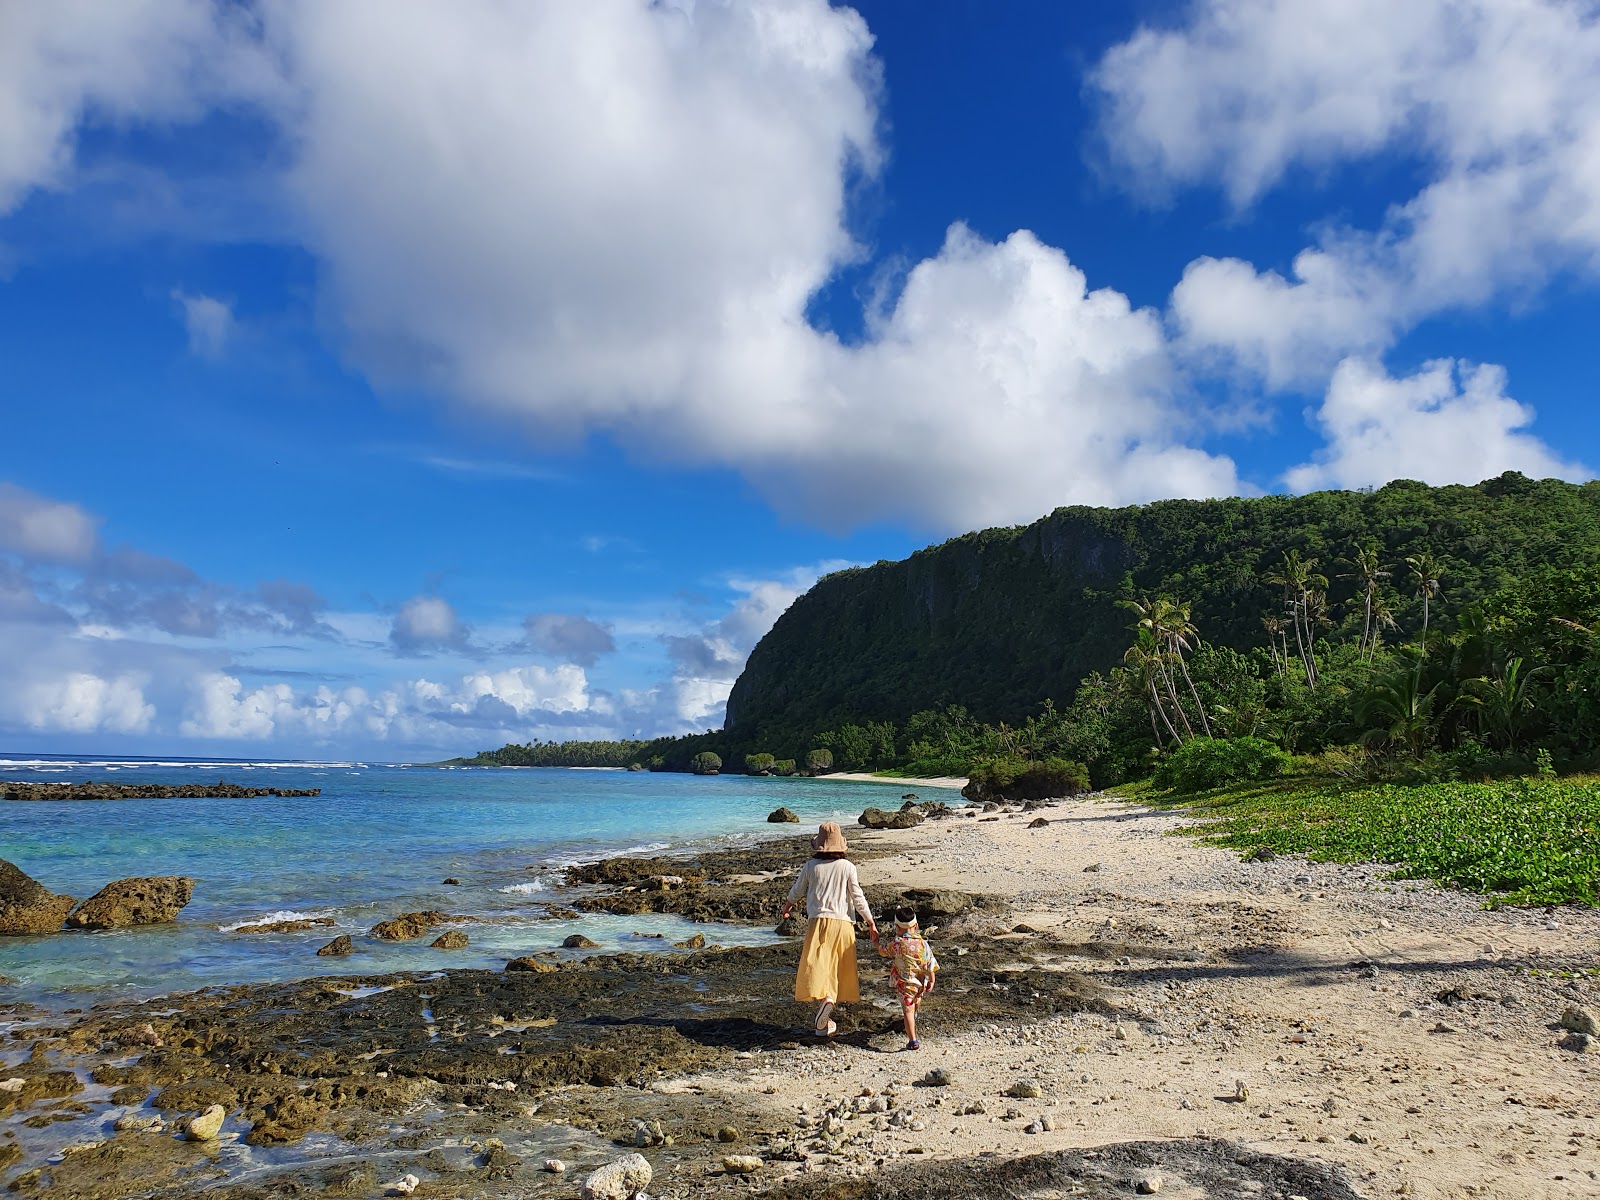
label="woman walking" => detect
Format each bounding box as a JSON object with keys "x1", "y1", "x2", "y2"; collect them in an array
[{"x1": 779, "y1": 821, "x2": 877, "y2": 1036}]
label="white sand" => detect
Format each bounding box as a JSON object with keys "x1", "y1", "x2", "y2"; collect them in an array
[{"x1": 677, "y1": 795, "x2": 1600, "y2": 1198}]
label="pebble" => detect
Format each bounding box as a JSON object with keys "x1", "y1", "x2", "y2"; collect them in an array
[
  {"x1": 1559, "y1": 1006, "x2": 1597, "y2": 1036},
  {"x1": 1234, "y1": 1080, "x2": 1249, "y2": 1102},
  {"x1": 543, "y1": 1159, "x2": 566, "y2": 1173},
  {"x1": 717, "y1": 1125, "x2": 740, "y2": 1142},
  {"x1": 113, "y1": 1113, "x2": 163, "y2": 1134},
  {"x1": 723, "y1": 1155, "x2": 762, "y2": 1174},
  {"x1": 920, "y1": 1067, "x2": 954, "y2": 1087},
  {"x1": 1136, "y1": 1175, "x2": 1163, "y2": 1194},
  {"x1": 387, "y1": 1175, "x2": 419, "y2": 1197},
  {"x1": 1006, "y1": 1080, "x2": 1044, "y2": 1099},
  {"x1": 581, "y1": 1154, "x2": 653, "y2": 1200},
  {"x1": 183, "y1": 1104, "x2": 225, "y2": 1142}
]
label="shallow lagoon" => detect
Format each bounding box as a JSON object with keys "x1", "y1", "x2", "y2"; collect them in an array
[{"x1": 0, "y1": 756, "x2": 956, "y2": 1003}]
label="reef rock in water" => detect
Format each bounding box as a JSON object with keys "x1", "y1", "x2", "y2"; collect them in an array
[
  {"x1": 0, "y1": 859, "x2": 75, "y2": 936},
  {"x1": 66, "y1": 876, "x2": 193, "y2": 929}
]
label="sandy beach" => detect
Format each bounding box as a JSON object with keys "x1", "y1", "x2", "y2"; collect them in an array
[{"x1": 3, "y1": 793, "x2": 1596, "y2": 1199}]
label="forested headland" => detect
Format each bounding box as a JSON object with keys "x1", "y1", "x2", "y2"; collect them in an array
[{"x1": 472, "y1": 472, "x2": 1600, "y2": 795}]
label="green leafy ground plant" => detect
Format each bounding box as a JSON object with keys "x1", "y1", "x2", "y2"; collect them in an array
[{"x1": 1126, "y1": 775, "x2": 1600, "y2": 907}]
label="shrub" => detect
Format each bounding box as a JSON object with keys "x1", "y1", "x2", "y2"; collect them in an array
[
  {"x1": 804, "y1": 748, "x2": 834, "y2": 774},
  {"x1": 962, "y1": 756, "x2": 1090, "y2": 803},
  {"x1": 771, "y1": 759, "x2": 797, "y2": 776},
  {"x1": 744, "y1": 753, "x2": 776, "y2": 775},
  {"x1": 1152, "y1": 737, "x2": 1289, "y2": 792},
  {"x1": 691, "y1": 751, "x2": 723, "y2": 775}
]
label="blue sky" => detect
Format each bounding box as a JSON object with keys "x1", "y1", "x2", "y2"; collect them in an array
[{"x1": 2, "y1": 0, "x2": 1598, "y2": 761}]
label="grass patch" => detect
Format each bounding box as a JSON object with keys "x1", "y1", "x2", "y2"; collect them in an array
[{"x1": 1119, "y1": 775, "x2": 1600, "y2": 907}]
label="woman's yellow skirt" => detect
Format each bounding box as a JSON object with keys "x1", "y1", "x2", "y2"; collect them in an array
[{"x1": 794, "y1": 916, "x2": 860, "y2": 1003}]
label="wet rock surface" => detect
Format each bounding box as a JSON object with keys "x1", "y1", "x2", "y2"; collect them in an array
[
  {"x1": 0, "y1": 859, "x2": 75, "y2": 936},
  {"x1": 66, "y1": 876, "x2": 195, "y2": 929},
  {"x1": 0, "y1": 896, "x2": 1110, "y2": 1197},
  {"x1": 764, "y1": 1141, "x2": 1363, "y2": 1200}
]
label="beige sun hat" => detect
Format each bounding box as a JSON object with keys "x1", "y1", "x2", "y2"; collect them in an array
[{"x1": 812, "y1": 821, "x2": 848, "y2": 854}]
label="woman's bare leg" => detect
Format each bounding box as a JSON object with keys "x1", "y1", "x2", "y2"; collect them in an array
[{"x1": 903, "y1": 1000, "x2": 918, "y2": 1044}]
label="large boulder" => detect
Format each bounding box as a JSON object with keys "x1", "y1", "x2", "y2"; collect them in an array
[
  {"x1": 581, "y1": 1153, "x2": 652, "y2": 1200},
  {"x1": 368, "y1": 910, "x2": 450, "y2": 940},
  {"x1": 0, "y1": 860, "x2": 75, "y2": 936},
  {"x1": 767, "y1": 807, "x2": 800, "y2": 823},
  {"x1": 859, "y1": 806, "x2": 923, "y2": 830},
  {"x1": 66, "y1": 876, "x2": 192, "y2": 930}
]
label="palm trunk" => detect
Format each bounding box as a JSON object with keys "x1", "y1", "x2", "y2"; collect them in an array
[
  {"x1": 1361, "y1": 589, "x2": 1373, "y2": 657},
  {"x1": 1157, "y1": 659, "x2": 1194, "y2": 739},
  {"x1": 1147, "y1": 680, "x2": 1181, "y2": 746},
  {"x1": 1176, "y1": 651, "x2": 1212, "y2": 737},
  {"x1": 1289, "y1": 599, "x2": 1315, "y2": 689}
]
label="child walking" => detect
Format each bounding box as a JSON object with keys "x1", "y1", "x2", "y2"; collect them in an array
[{"x1": 874, "y1": 906, "x2": 939, "y2": 1050}]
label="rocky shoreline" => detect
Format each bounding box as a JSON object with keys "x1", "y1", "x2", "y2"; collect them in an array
[
  {"x1": 2, "y1": 780, "x2": 322, "y2": 801},
  {"x1": 2, "y1": 797, "x2": 1595, "y2": 1199}
]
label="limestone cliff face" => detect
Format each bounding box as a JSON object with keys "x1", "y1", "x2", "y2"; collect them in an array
[{"x1": 724, "y1": 475, "x2": 1600, "y2": 741}]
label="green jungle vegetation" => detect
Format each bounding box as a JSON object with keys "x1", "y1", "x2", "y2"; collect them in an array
[{"x1": 471, "y1": 473, "x2": 1600, "y2": 902}]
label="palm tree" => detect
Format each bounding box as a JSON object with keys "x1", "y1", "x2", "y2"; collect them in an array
[
  {"x1": 1462, "y1": 657, "x2": 1547, "y2": 753},
  {"x1": 1158, "y1": 598, "x2": 1214, "y2": 738},
  {"x1": 1120, "y1": 597, "x2": 1196, "y2": 738},
  {"x1": 1265, "y1": 550, "x2": 1326, "y2": 687},
  {"x1": 1369, "y1": 593, "x2": 1399, "y2": 660},
  {"x1": 1356, "y1": 654, "x2": 1444, "y2": 758},
  {"x1": 1262, "y1": 615, "x2": 1287, "y2": 676},
  {"x1": 1123, "y1": 630, "x2": 1182, "y2": 746},
  {"x1": 1405, "y1": 550, "x2": 1445, "y2": 649},
  {"x1": 1341, "y1": 542, "x2": 1389, "y2": 657}
]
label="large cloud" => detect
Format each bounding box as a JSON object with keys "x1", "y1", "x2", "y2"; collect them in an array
[
  {"x1": 269, "y1": 4, "x2": 1240, "y2": 530},
  {"x1": 3, "y1": 0, "x2": 1243, "y2": 533},
  {"x1": 0, "y1": 483, "x2": 100, "y2": 564},
  {"x1": 0, "y1": 0, "x2": 279, "y2": 213},
  {"x1": 1285, "y1": 358, "x2": 1589, "y2": 493},
  {"x1": 523, "y1": 614, "x2": 615, "y2": 668},
  {"x1": 1095, "y1": 0, "x2": 1600, "y2": 383}
]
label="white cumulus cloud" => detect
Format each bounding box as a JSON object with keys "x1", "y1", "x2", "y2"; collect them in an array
[
  {"x1": 1096, "y1": 0, "x2": 1600, "y2": 387},
  {"x1": 1284, "y1": 358, "x2": 1590, "y2": 492},
  {"x1": 1, "y1": 0, "x2": 1246, "y2": 533},
  {"x1": 26, "y1": 670, "x2": 154, "y2": 734},
  {"x1": 0, "y1": 482, "x2": 101, "y2": 565},
  {"x1": 390, "y1": 594, "x2": 469, "y2": 655}
]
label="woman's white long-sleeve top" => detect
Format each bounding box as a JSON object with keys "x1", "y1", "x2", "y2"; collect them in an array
[{"x1": 787, "y1": 857, "x2": 874, "y2": 923}]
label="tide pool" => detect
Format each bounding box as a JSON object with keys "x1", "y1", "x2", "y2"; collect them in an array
[{"x1": 0, "y1": 756, "x2": 956, "y2": 1005}]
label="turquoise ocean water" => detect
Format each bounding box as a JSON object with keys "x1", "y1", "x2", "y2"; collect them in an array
[{"x1": 0, "y1": 756, "x2": 956, "y2": 1006}]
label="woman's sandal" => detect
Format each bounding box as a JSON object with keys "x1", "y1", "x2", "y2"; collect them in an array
[
  {"x1": 814, "y1": 1020, "x2": 838, "y2": 1037},
  {"x1": 905, "y1": 1039, "x2": 920, "y2": 1051}
]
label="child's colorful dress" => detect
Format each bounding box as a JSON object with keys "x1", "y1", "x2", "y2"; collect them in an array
[{"x1": 880, "y1": 931, "x2": 939, "y2": 1005}]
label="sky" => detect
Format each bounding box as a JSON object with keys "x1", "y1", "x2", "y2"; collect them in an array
[{"x1": 3, "y1": 0, "x2": 1599, "y2": 762}]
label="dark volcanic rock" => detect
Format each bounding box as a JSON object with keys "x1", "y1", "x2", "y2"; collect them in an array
[
  {"x1": 369, "y1": 910, "x2": 450, "y2": 940},
  {"x1": 316, "y1": 934, "x2": 353, "y2": 956},
  {"x1": 562, "y1": 934, "x2": 600, "y2": 949},
  {"x1": 0, "y1": 859, "x2": 75, "y2": 936},
  {"x1": 234, "y1": 917, "x2": 335, "y2": 934},
  {"x1": 1028, "y1": 817, "x2": 1050, "y2": 829},
  {"x1": 859, "y1": 805, "x2": 923, "y2": 829},
  {"x1": 66, "y1": 876, "x2": 193, "y2": 929},
  {"x1": 3, "y1": 779, "x2": 319, "y2": 801},
  {"x1": 431, "y1": 930, "x2": 469, "y2": 949},
  {"x1": 506, "y1": 956, "x2": 558, "y2": 973},
  {"x1": 767, "y1": 806, "x2": 800, "y2": 823},
  {"x1": 764, "y1": 1140, "x2": 1362, "y2": 1200}
]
